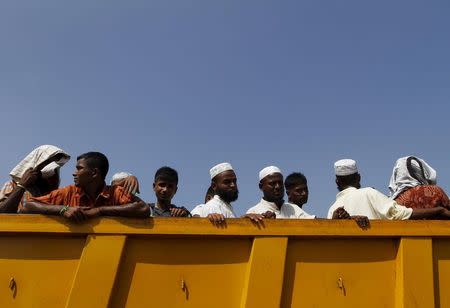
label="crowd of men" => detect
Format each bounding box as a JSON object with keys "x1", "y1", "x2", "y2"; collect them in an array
[{"x1": 0, "y1": 145, "x2": 449, "y2": 227}]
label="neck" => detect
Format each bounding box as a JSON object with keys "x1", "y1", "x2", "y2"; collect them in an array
[
  {"x1": 264, "y1": 197, "x2": 284, "y2": 209},
  {"x1": 83, "y1": 181, "x2": 105, "y2": 200},
  {"x1": 288, "y1": 199, "x2": 302, "y2": 208},
  {"x1": 156, "y1": 199, "x2": 171, "y2": 210}
]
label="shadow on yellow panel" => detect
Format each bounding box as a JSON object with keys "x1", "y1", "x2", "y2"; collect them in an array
[
  {"x1": 110, "y1": 237, "x2": 252, "y2": 308},
  {"x1": 281, "y1": 239, "x2": 397, "y2": 308}
]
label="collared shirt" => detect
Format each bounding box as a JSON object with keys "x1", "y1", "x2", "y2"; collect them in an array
[
  {"x1": 327, "y1": 187, "x2": 413, "y2": 220},
  {"x1": 30, "y1": 184, "x2": 135, "y2": 207},
  {"x1": 190, "y1": 195, "x2": 236, "y2": 218},
  {"x1": 148, "y1": 203, "x2": 191, "y2": 217},
  {"x1": 246, "y1": 198, "x2": 316, "y2": 219}
]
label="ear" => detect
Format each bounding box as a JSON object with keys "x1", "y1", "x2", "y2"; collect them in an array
[
  {"x1": 174, "y1": 186, "x2": 178, "y2": 194},
  {"x1": 211, "y1": 181, "x2": 217, "y2": 191},
  {"x1": 258, "y1": 181, "x2": 263, "y2": 190},
  {"x1": 92, "y1": 168, "x2": 100, "y2": 179},
  {"x1": 153, "y1": 182, "x2": 156, "y2": 191}
]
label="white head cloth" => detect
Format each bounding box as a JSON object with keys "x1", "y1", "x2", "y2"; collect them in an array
[
  {"x1": 389, "y1": 156, "x2": 437, "y2": 199},
  {"x1": 334, "y1": 159, "x2": 358, "y2": 176},
  {"x1": 210, "y1": 162, "x2": 233, "y2": 179},
  {"x1": 9, "y1": 145, "x2": 70, "y2": 183},
  {"x1": 259, "y1": 166, "x2": 282, "y2": 181},
  {"x1": 111, "y1": 172, "x2": 132, "y2": 184}
]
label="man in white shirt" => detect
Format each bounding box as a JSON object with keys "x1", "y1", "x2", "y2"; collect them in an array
[
  {"x1": 247, "y1": 166, "x2": 315, "y2": 219},
  {"x1": 284, "y1": 172, "x2": 315, "y2": 218},
  {"x1": 191, "y1": 163, "x2": 265, "y2": 224},
  {"x1": 328, "y1": 159, "x2": 450, "y2": 221}
]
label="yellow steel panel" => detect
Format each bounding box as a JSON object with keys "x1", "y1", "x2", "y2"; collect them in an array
[
  {"x1": 240, "y1": 237, "x2": 288, "y2": 308},
  {"x1": 4, "y1": 215, "x2": 450, "y2": 237},
  {"x1": 65, "y1": 235, "x2": 126, "y2": 308},
  {"x1": 109, "y1": 237, "x2": 252, "y2": 308},
  {"x1": 395, "y1": 238, "x2": 434, "y2": 308},
  {"x1": 433, "y1": 239, "x2": 450, "y2": 308},
  {"x1": 281, "y1": 239, "x2": 397, "y2": 308},
  {"x1": 0, "y1": 235, "x2": 84, "y2": 308}
]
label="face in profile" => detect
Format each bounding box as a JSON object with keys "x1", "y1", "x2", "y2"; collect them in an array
[{"x1": 73, "y1": 158, "x2": 94, "y2": 188}]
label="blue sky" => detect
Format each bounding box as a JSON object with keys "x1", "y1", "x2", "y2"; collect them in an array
[{"x1": 1, "y1": 1, "x2": 449, "y2": 216}]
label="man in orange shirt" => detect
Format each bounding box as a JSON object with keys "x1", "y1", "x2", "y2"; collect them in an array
[{"x1": 21, "y1": 152, "x2": 149, "y2": 222}]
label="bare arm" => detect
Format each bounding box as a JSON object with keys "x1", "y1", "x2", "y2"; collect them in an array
[
  {"x1": 410, "y1": 207, "x2": 447, "y2": 220},
  {"x1": 92, "y1": 200, "x2": 150, "y2": 218},
  {"x1": 19, "y1": 201, "x2": 65, "y2": 215},
  {"x1": 0, "y1": 168, "x2": 41, "y2": 213},
  {"x1": 0, "y1": 186, "x2": 26, "y2": 213}
]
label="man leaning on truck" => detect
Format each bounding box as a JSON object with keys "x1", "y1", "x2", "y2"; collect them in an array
[{"x1": 20, "y1": 152, "x2": 149, "y2": 222}]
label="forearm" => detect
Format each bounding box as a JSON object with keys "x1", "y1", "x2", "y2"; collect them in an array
[
  {"x1": 19, "y1": 201, "x2": 63, "y2": 215},
  {"x1": 98, "y1": 201, "x2": 150, "y2": 218},
  {"x1": 410, "y1": 207, "x2": 445, "y2": 220},
  {"x1": 0, "y1": 187, "x2": 25, "y2": 213}
]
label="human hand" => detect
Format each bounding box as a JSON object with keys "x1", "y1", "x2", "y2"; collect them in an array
[
  {"x1": 122, "y1": 176, "x2": 140, "y2": 195},
  {"x1": 351, "y1": 215, "x2": 370, "y2": 229},
  {"x1": 243, "y1": 213, "x2": 264, "y2": 222},
  {"x1": 170, "y1": 207, "x2": 189, "y2": 217},
  {"x1": 207, "y1": 213, "x2": 226, "y2": 225},
  {"x1": 262, "y1": 211, "x2": 276, "y2": 219},
  {"x1": 332, "y1": 207, "x2": 351, "y2": 219},
  {"x1": 18, "y1": 168, "x2": 40, "y2": 190},
  {"x1": 63, "y1": 207, "x2": 91, "y2": 223}
]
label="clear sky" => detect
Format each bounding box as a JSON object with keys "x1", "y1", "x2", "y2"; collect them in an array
[{"x1": 1, "y1": 1, "x2": 449, "y2": 217}]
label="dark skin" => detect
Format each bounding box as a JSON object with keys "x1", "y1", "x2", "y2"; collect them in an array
[
  {"x1": 199, "y1": 170, "x2": 266, "y2": 225},
  {"x1": 286, "y1": 183, "x2": 309, "y2": 208},
  {"x1": 111, "y1": 176, "x2": 140, "y2": 195},
  {"x1": 0, "y1": 154, "x2": 66, "y2": 213},
  {"x1": 254, "y1": 173, "x2": 284, "y2": 219},
  {"x1": 333, "y1": 173, "x2": 450, "y2": 223},
  {"x1": 20, "y1": 158, "x2": 149, "y2": 222},
  {"x1": 153, "y1": 179, "x2": 188, "y2": 217}
]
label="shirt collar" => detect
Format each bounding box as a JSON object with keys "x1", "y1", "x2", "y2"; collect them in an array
[
  {"x1": 77, "y1": 183, "x2": 111, "y2": 200},
  {"x1": 259, "y1": 198, "x2": 282, "y2": 212},
  {"x1": 336, "y1": 186, "x2": 358, "y2": 199}
]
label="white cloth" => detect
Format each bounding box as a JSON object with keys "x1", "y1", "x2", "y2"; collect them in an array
[
  {"x1": 334, "y1": 159, "x2": 358, "y2": 176},
  {"x1": 210, "y1": 162, "x2": 233, "y2": 179},
  {"x1": 327, "y1": 187, "x2": 413, "y2": 220},
  {"x1": 247, "y1": 198, "x2": 316, "y2": 219},
  {"x1": 259, "y1": 166, "x2": 282, "y2": 181},
  {"x1": 190, "y1": 195, "x2": 236, "y2": 218},
  {"x1": 111, "y1": 172, "x2": 132, "y2": 184},
  {"x1": 10, "y1": 145, "x2": 70, "y2": 182},
  {"x1": 389, "y1": 156, "x2": 437, "y2": 199}
]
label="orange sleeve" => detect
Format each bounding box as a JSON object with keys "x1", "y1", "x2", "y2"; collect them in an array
[{"x1": 30, "y1": 186, "x2": 72, "y2": 205}]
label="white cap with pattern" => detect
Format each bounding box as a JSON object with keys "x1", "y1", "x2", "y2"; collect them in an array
[
  {"x1": 334, "y1": 159, "x2": 358, "y2": 176},
  {"x1": 259, "y1": 166, "x2": 282, "y2": 181},
  {"x1": 210, "y1": 162, "x2": 234, "y2": 179}
]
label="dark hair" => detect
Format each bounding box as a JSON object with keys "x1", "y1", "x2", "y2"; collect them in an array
[
  {"x1": 336, "y1": 173, "x2": 359, "y2": 187},
  {"x1": 77, "y1": 152, "x2": 109, "y2": 180},
  {"x1": 284, "y1": 172, "x2": 307, "y2": 190},
  {"x1": 154, "y1": 166, "x2": 178, "y2": 184},
  {"x1": 206, "y1": 186, "x2": 214, "y2": 196}
]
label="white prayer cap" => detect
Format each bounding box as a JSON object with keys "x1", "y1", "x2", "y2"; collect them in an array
[
  {"x1": 259, "y1": 166, "x2": 282, "y2": 181},
  {"x1": 111, "y1": 172, "x2": 132, "y2": 184},
  {"x1": 210, "y1": 162, "x2": 234, "y2": 179},
  {"x1": 334, "y1": 159, "x2": 358, "y2": 176}
]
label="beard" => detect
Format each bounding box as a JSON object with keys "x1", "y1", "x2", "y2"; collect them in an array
[{"x1": 216, "y1": 188, "x2": 239, "y2": 203}]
